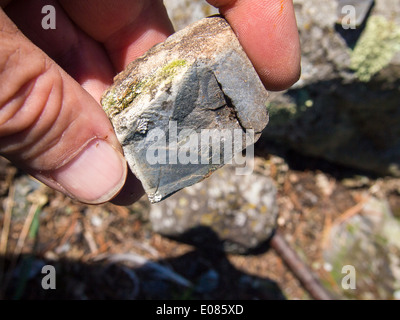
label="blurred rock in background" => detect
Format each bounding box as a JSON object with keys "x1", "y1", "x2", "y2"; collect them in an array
[
  {"x1": 259, "y1": 0, "x2": 400, "y2": 177},
  {"x1": 164, "y1": 0, "x2": 218, "y2": 31},
  {"x1": 150, "y1": 164, "x2": 278, "y2": 254},
  {"x1": 324, "y1": 197, "x2": 400, "y2": 299}
]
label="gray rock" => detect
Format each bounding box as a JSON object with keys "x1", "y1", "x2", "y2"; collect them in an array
[
  {"x1": 149, "y1": 164, "x2": 278, "y2": 254},
  {"x1": 102, "y1": 16, "x2": 269, "y2": 203},
  {"x1": 323, "y1": 197, "x2": 400, "y2": 299},
  {"x1": 12, "y1": 175, "x2": 42, "y2": 221},
  {"x1": 257, "y1": 0, "x2": 400, "y2": 177}
]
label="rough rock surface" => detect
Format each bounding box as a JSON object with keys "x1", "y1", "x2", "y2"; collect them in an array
[
  {"x1": 149, "y1": 164, "x2": 278, "y2": 254},
  {"x1": 102, "y1": 16, "x2": 269, "y2": 203}
]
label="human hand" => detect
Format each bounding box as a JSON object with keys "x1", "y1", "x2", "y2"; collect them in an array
[{"x1": 0, "y1": 0, "x2": 300, "y2": 205}]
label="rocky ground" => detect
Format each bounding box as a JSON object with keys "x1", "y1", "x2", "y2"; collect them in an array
[{"x1": 1, "y1": 149, "x2": 399, "y2": 300}]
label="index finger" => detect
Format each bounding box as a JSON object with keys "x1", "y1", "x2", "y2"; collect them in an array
[
  {"x1": 207, "y1": 0, "x2": 301, "y2": 91},
  {"x1": 59, "y1": 0, "x2": 174, "y2": 72}
]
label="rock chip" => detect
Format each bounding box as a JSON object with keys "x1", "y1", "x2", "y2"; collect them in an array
[
  {"x1": 101, "y1": 16, "x2": 269, "y2": 203},
  {"x1": 149, "y1": 164, "x2": 278, "y2": 254}
]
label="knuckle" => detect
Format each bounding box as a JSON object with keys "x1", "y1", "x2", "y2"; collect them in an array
[
  {"x1": 0, "y1": 46, "x2": 63, "y2": 161},
  {"x1": 0, "y1": 50, "x2": 47, "y2": 135},
  {"x1": 0, "y1": 15, "x2": 82, "y2": 172}
]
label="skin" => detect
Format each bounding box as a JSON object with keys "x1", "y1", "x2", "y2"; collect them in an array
[{"x1": 0, "y1": 0, "x2": 300, "y2": 205}]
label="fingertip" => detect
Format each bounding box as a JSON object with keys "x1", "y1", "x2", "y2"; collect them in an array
[
  {"x1": 51, "y1": 139, "x2": 128, "y2": 204},
  {"x1": 257, "y1": 50, "x2": 301, "y2": 91},
  {"x1": 209, "y1": 0, "x2": 301, "y2": 91}
]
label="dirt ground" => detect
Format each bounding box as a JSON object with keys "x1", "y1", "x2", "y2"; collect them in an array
[{"x1": 0, "y1": 146, "x2": 399, "y2": 300}]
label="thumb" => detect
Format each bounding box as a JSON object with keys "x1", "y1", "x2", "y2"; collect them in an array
[{"x1": 0, "y1": 11, "x2": 127, "y2": 204}]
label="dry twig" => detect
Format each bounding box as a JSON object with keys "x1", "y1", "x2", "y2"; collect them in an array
[
  {"x1": 271, "y1": 230, "x2": 333, "y2": 300},
  {"x1": 83, "y1": 218, "x2": 99, "y2": 255},
  {"x1": 332, "y1": 198, "x2": 368, "y2": 226},
  {"x1": 13, "y1": 204, "x2": 39, "y2": 258},
  {"x1": 0, "y1": 185, "x2": 15, "y2": 257}
]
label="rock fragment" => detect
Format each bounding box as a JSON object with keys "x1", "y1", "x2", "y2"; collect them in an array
[{"x1": 101, "y1": 16, "x2": 269, "y2": 203}]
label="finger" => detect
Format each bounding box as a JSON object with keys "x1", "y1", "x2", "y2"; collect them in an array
[
  {"x1": 0, "y1": 10, "x2": 128, "y2": 204},
  {"x1": 59, "y1": 0, "x2": 175, "y2": 71},
  {"x1": 56, "y1": 0, "x2": 173, "y2": 205},
  {"x1": 207, "y1": 0, "x2": 301, "y2": 91},
  {"x1": 5, "y1": 0, "x2": 148, "y2": 205},
  {"x1": 4, "y1": 0, "x2": 115, "y2": 102}
]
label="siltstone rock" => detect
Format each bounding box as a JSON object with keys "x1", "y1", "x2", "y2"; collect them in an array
[{"x1": 102, "y1": 16, "x2": 269, "y2": 203}]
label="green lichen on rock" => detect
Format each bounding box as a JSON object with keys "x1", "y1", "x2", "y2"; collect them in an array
[
  {"x1": 102, "y1": 84, "x2": 140, "y2": 118},
  {"x1": 102, "y1": 59, "x2": 188, "y2": 117},
  {"x1": 159, "y1": 59, "x2": 187, "y2": 78},
  {"x1": 137, "y1": 59, "x2": 188, "y2": 99},
  {"x1": 350, "y1": 15, "x2": 400, "y2": 82},
  {"x1": 101, "y1": 89, "x2": 119, "y2": 117}
]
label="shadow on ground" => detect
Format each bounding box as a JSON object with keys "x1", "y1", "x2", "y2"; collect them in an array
[{"x1": 0, "y1": 227, "x2": 285, "y2": 300}]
